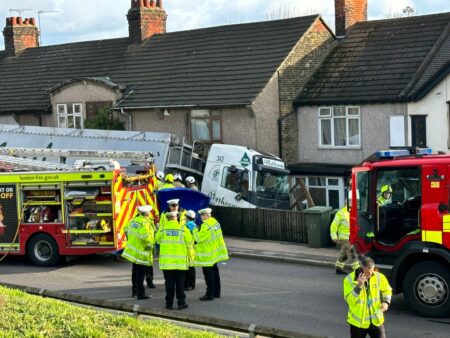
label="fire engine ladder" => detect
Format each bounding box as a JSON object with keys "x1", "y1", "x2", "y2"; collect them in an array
[{"x1": 0, "y1": 147, "x2": 155, "y2": 171}]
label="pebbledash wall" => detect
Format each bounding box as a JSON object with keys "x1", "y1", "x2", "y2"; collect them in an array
[
  {"x1": 297, "y1": 103, "x2": 407, "y2": 165},
  {"x1": 278, "y1": 19, "x2": 337, "y2": 164}
]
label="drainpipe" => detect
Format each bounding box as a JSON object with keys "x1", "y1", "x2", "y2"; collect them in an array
[{"x1": 120, "y1": 108, "x2": 133, "y2": 131}]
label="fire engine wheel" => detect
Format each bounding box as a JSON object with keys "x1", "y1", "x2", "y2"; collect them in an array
[
  {"x1": 403, "y1": 261, "x2": 450, "y2": 317},
  {"x1": 27, "y1": 234, "x2": 60, "y2": 267}
]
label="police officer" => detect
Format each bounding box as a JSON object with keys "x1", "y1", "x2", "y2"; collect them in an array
[
  {"x1": 155, "y1": 211, "x2": 193, "y2": 310},
  {"x1": 330, "y1": 201, "x2": 359, "y2": 274},
  {"x1": 185, "y1": 176, "x2": 198, "y2": 191},
  {"x1": 184, "y1": 210, "x2": 197, "y2": 291},
  {"x1": 344, "y1": 256, "x2": 392, "y2": 338},
  {"x1": 194, "y1": 208, "x2": 229, "y2": 301},
  {"x1": 145, "y1": 210, "x2": 157, "y2": 289},
  {"x1": 159, "y1": 199, "x2": 186, "y2": 228},
  {"x1": 159, "y1": 173, "x2": 175, "y2": 190},
  {"x1": 122, "y1": 205, "x2": 154, "y2": 300},
  {"x1": 377, "y1": 185, "x2": 392, "y2": 206}
]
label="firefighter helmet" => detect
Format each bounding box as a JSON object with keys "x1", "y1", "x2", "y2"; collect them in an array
[
  {"x1": 165, "y1": 173, "x2": 174, "y2": 183},
  {"x1": 185, "y1": 176, "x2": 196, "y2": 184},
  {"x1": 156, "y1": 171, "x2": 165, "y2": 180},
  {"x1": 381, "y1": 185, "x2": 393, "y2": 194},
  {"x1": 174, "y1": 173, "x2": 183, "y2": 182}
]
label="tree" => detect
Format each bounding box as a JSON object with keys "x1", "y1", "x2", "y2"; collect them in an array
[{"x1": 84, "y1": 106, "x2": 125, "y2": 130}]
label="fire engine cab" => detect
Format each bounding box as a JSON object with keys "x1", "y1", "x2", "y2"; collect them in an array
[{"x1": 351, "y1": 148, "x2": 450, "y2": 317}]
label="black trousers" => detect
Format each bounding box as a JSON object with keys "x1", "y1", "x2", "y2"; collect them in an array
[
  {"x1": 202, "y1": 263, "x2": 221, "y2": 298},
  {"x1": 163, "y1": 270, "x2": 186, "y2": 306},
  {"x1": 131, "y1": 263, "x2": 147, "y2": 297},
  {"x1": 146, "y1": 265, "x2": 153, "y2": 285},
  {"x1": 350, "y1": 324, "x2": 386, "y2": 338},
  {"x1": 185, "y1": 267, "x2": 196, "y2": 288}
]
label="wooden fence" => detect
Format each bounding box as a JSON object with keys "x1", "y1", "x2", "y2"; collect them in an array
[{"x1": 212, "y1": 206, "x2": 308, "y2": 243}]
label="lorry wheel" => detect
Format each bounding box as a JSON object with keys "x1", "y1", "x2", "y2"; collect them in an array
[
  {"x1": 27, "y1": 234, "x2": 60, "y2": 267},
  {"x1": 403, "y1": 261, "x2": 450, "y2": 317}
]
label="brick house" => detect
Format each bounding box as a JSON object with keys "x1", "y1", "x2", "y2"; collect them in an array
[
  {"x1": 0, "y1": 0, "x2": 336, "y2": 158},
  {"x1": 292, "y1": 0, "x2": 450, "y2": 208}
]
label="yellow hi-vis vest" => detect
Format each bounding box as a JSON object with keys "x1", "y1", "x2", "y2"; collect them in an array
[
  {"x1": 159, "y1": 209, "x2": 187, "y2": 228},
  {"x1": 193, "y1": 217, "x2": 228, "y2": 266},
  {"x1": 122, "y1": 215, "x2": 154, "y2": 266},
  {"x1": 155, "y1": 219, "x2": 192, "y2": 270},
  {"x1": 330, "y1": 206, "x2": 350, "y2": 241},
  {"x1": 343, "y1": 270, "x2": 392, "y2": 329}
]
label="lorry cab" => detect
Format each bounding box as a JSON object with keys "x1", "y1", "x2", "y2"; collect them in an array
[
  {"x1": 201, "y1": 144, "x2": 290, "y2": 209},
  {"x1": 350, "y1": 148, "x2": 450, "y2": 317}
]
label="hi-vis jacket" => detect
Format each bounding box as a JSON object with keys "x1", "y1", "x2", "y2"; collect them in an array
[
  {"x1": 343, "y1": 270, "x2": 392, "y2": 329},
  {"x1": 159, "y1": 209, "x2": 187, "y2": 228},
  {"x1": 122, "y1": 215, "x2": 155, "y2": 266},
  {"x1": 330, "y1": 206, "x2": 350, "y2": 241},
  {"x1": 193, "y1": 217, "x2": 229, "y2": 267},
  {"x1": 155, "y1": 219, "x2": 193, "y2": 270}
]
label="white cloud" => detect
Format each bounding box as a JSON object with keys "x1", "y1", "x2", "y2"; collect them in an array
[{"x1": 0, "y1": 0, "x2": 449, "y2": 48}]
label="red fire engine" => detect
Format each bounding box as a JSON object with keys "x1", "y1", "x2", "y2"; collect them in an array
[{"x1": 350, "y1": 148, "x2": 450, "y2": 317}]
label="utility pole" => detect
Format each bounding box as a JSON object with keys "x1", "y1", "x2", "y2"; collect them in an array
[{"x1": 37, "y1": 10, "x2": 60, "y2": 46}]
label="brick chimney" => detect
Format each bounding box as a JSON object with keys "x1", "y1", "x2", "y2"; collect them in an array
[
  {"x1": 3, "y1": 17, "x2": 39, "y2": 56},
  {"x1": 335, "y1": 0, "x2": 367, "y2": 37},
  {"x1": 127, "y1": 0, "x2": 167, "y2": 44}
]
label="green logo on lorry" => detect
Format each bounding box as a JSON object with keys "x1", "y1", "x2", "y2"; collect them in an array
[{"x1": 240, "y1": 153, "x2": 251, "y2": 167}]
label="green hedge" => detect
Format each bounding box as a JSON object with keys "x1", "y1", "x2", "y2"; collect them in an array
[{"x1": 0, "y1": 286, "x2": 224, "y2": 338}]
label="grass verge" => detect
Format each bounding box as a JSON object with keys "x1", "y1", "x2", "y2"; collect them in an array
[{"x1": 0, "y1": 286, "x2": 227, "y2": 338}]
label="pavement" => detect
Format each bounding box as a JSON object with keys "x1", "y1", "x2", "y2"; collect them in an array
[{"x1": 225, "y1": 236, "x2": 343, "y2": 269}]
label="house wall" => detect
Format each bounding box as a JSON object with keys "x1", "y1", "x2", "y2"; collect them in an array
[
  {"x1": 50, "y1": 82, "x2": 122, "y2": 127},
  {"x1": 279, "y1": 19, "x2": 337, "y2": 164},
  {"x1": 297, "y1": 103, "x2": 407, "y2": 165},
  {"x1": 408, "y1": 74, "x2": 450, "y2": 152},
  {"x1": 130, "y1": 106, "x2": 257, "y2": 149},
  {"x1": 252, "y1": 74, "x2": 280, "y2": 155}
]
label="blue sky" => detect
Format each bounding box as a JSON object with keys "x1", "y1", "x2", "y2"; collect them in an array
[{"x1": 1, "y1": 0, "x2": 449, "y2": 48}]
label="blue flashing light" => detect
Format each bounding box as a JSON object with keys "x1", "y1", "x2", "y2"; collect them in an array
[{"x1": 376, "y1": 148, "x2": 432, "y2": 159}]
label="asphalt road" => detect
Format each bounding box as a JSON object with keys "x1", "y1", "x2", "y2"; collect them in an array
[{"x1": 1, "y1": 255, "x2": 449, "y2": 338}]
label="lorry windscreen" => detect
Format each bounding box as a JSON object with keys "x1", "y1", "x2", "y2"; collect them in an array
[{"x1": 254, "y1": 170, "x2": 289, "y2": 201}]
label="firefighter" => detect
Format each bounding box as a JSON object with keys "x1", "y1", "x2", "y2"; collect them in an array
[
  {"x1": 184, "y1": 210, "x2": 197, "y2": 291},
  {"x1": 159, "y1": 173, "x2": 175, "y2": 190},
  {"x1": 194, "y1": 208, "x2": 229, "y2": 301},
  {"x1": 344, "y1": 256, "x2": 392, "y2": 338},
  {"x1": 155, "y1": 210, "x2": 193, "y2": 310},
  {"x1": 122, "y1": 205, "x2": 154, "y2": 300},
  {"x1": 159, "y1": 199, "x2": 187, "y2": 228},
  {"x1": 377, "y1": 185, "x2": 392, "y2": 206},
  {"x1": 156, "y1": 171, "x2": 165, "y2": 190},
  {"x1": 330, "y1": 200, "x2": 359, "y2": 274},
  {"x1": 185, "y1": 176, "x2": 199, "y2": 191},
  {"x1": 173, "y1": 173, "x2": 185, "y2": 188}
]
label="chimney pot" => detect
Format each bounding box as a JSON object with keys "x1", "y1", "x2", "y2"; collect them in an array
[
  {"x1": 156, "y1": 0, "x2": 163, "y2": 9},
  {"x1": 150, "y1": 0, "x2": 156, "y2": 8},
  {"x1": 30, "y1": 18, "x2": 36, "y2": 26},
  {"x1": 131, "y1": 0, "x2": 136, "y2": 9},
  {"x1": 5, "y1": 18, "x2": 10, "y2": 26},
  {"x1": 17, "y1": 17, "x2": 23, "y2": 25},
  {"x1": 144, "y1": 0, "x2": 150, "y2": 8},
  {"x1": 138, "y1": 0, "x2": 144, "y2": 8},
  {"x1": 24, "y1": 18, "x2": 29, "y2": 25},
  {"x1": 11, "y1": 17, "x2": 17, "y2": 25}
]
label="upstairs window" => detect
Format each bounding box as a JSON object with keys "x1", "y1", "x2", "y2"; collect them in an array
[
  {"x1": 191, "y1": 109, "x2": 222, "y2": 143},
  {"x1": 57, "y1": 103, "x2": 83, "y2": 129},
  {"x1": 319, "y1": 106, "x2": 360, "y2": 147}
]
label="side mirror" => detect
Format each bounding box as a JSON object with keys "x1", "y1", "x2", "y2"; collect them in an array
[
  {"x1": 235, "y1": 193, "x2": 242, "y2": 201},
  {"x1": 438, "y1": 203, "x2": 448, "y2": 212}
]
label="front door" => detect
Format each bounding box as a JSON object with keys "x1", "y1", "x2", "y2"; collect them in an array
[{"x1": 411, "y1": 115, "x2": 427, "y2": 147}]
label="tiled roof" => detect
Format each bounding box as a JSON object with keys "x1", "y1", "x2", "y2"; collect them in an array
[
  {"x1": 0, "y1": 15, "x2": 319, "y2": 114},
  {"x1": 295, "y1": 12, "x2": 450, "y2": 106}
]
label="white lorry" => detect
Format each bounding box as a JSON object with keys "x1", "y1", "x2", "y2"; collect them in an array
[{"x1": 0, "y1": 125, "x2": 290, "y2": 209}]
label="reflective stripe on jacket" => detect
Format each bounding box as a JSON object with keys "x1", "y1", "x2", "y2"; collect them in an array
[
  {"x1": 159, "y1": 209, "x2": 187, "y2": 228},
  {"x1": 330, "y1": 206, "x2": 350, "y2": 241},
  {"x1": 155, "y1": 219, "x2": 192, "y2": 270},
  {"x1": 343, "y1": 270, "x2": 392, "y2": 329},
  {"x1": 193, "y1": 217, "x2": 228, "y2": 266},
  {"x1": 122, "y1": 215, "x2": 154, "y2": 266}
]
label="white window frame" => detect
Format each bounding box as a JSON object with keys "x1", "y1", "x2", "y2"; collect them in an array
[
  {"x1": 301, "y1": 176, "x2": 345, "y2": 208},
  {"x1": 318, "y1": 106, "x2": 361, "y2": 148},
  {"x1": 56, "y1": 103, "x2": 83, "y2": 129}
]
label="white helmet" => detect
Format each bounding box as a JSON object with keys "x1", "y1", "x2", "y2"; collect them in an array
[
  {"x1": 174, "y1": 173, "x2": 183, "y2": 182},
  {"x1": 185, "y1": 176, "x2": 195, "y2": 184},
  {"x1": 156, "y1": 171, "x2": 165, "y2": 180}
]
